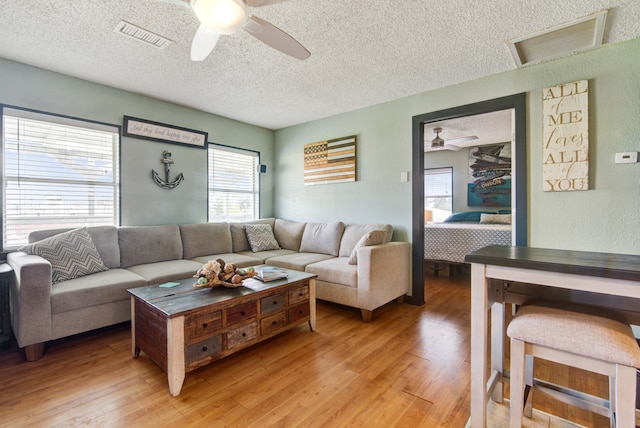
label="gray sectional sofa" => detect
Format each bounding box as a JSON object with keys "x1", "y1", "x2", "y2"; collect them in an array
[{"x1": 7, "y1": 218, "x2": 410, "y2": 361}]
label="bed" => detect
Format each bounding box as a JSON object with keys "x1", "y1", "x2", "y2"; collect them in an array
[{"x1": 424, "y1": 221, "x2": 512, "y2": 264}]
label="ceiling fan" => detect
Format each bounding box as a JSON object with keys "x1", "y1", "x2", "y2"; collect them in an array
[
  {"x1": 429, "y1": 127, "x2": 478, "y2": 151},
  {"x1": 161, "y1": 0, "x2": 310, "y2": 61}
]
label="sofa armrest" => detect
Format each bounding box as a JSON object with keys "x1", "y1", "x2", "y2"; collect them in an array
[
  {"x1": 7, "y1": 251, "x2": 53, "y2": 348},
  {"x1": 356, "y1": 242, "x2": 410, "y2": 311}
]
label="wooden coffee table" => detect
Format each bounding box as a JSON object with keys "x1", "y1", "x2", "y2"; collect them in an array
[{"x1": 127, "y1": 267, "x2": 316, "y2": 396}]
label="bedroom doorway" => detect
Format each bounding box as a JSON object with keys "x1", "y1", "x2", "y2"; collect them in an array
[{"x1": 409, "y1": 93, "x2": 527, "y2": 305}]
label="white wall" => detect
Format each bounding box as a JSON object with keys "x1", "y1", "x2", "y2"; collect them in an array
[
  {"x1": 0, "y1": 58, "x2": 275, "y2": 226},
  {"x1": 275, "y1": 37, "x2": 640, "y2": 254}
]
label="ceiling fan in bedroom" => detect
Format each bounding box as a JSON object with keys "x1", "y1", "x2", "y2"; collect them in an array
[
  {"x1": 428, "y1": 127, "x2": 478, "y2": 151},
  {"x1": 160, "y1": 0, "x2": 310, "y2": 61}
]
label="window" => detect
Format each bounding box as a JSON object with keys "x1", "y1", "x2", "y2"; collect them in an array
[
  {"x1": 208, "y1": 144, "x2": 259, "y2": 222},
  {"x1": 424, "y1": 167, "x2": 453, "y2": 223},
  {"x1": 1, "y1": 107, "x2": 120, "y2": 250}
]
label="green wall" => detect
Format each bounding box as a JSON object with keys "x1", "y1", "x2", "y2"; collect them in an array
[
  {"x1": 275, "y1": 37, "x2": 640, "y2": 254},
  {"x1": 0, "y1": 58, "x2": 275, "y2": 226}
]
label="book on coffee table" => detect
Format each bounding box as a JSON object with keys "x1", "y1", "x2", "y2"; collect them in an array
[{"x1": 256, "y1": 267, "x2": 288, "y2": 282}]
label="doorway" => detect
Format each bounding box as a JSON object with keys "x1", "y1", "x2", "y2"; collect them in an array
[{"x1": 409, "y1": 93, "x2": 527, "y2": 305}]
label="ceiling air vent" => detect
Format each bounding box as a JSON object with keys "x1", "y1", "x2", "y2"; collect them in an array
[
  {"x1": 507, "y1": 10, "x2": 607, "y2": 67},
  {"x1": 114, "y1": 20, "x2": 173, "y2": 49}
]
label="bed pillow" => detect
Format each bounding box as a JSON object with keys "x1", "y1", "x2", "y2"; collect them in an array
[
  {"x1": 480, "y1": 213, "x2": 512, "y2": 224},
  {"x1": 20, "y1": 227, "x2": 108, "y2": 284},
  {"x1": 444, "y1": 211, "x2": 495, "y2": 223},
  {"x1": 348, "y1": 230, "x2": 387, "y2": 265},
  {"x1": 244, "y1": 224, "x2": 281, "y2": 252}
]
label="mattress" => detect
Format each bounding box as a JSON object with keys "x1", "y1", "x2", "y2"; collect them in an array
[{"x1": 424, "y1": 222, "x2": 512, "y2": 263}]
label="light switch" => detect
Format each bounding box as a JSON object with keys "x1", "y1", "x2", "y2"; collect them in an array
[
  {"x1": 400, "y1": 171, "x2": 410, "y2": 182},
  {"x1": 614, "y1": 152, "x2": 638, "y2": 164}
]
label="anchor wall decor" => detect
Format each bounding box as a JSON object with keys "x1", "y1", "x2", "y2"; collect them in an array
[{"x1": 152, "y1": 150, "x2": 185, "y2": 189}]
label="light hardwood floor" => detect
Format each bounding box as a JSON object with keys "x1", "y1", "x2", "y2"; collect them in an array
[{"x1": 0, "y1": 271, "x2": 611, "y2": 427}]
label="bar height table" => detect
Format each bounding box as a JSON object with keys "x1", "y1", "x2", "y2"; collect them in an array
[{"x1": 465, "y1": 245, "x2": 640, "y2": 427}]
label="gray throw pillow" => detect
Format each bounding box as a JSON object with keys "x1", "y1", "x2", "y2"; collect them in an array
[
  {"x1": 20, "y1": 227, "x2": 108, "y2": 284},
  {"x1": 244, "y1": 224, "x2": 281, "y2": 252},
  {"x1": 348, "y1": 230, "x2": 387, "y2": 265}
]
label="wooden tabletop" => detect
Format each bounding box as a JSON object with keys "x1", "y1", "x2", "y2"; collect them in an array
[{"x1": 464, "y1": 245, "x2": 640, "y2": 282}]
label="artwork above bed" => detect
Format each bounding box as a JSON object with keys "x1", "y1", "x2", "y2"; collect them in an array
[{"x1": 468, "y1": 143, "x2": 511, "y2": 207}]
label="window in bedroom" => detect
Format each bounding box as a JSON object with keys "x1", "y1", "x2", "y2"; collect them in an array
[
  {"x1": 1, "y1": 107, "x2": 120, "y2": 250},
  {"x1": 208, "y1": 144, "x2": 259, "y2": 222},
  {"x1": 424, "y1": 167, "x2": 453, "y2": 223}
]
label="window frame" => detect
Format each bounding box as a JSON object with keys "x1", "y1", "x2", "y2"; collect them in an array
[
  {"x1": 424, "y1": 166, "x2": 453, "y2": 223},
  {"x1": 1, "y1": 105, "x2": 121, "y2": 251},
  {"x1": 207, "y1": 143, "x2": 261, "y2": 222}
]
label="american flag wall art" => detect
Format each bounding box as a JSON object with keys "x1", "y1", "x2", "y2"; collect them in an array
[{"x1": 303, "y1": 135, "x2": 357, "y2": 185}]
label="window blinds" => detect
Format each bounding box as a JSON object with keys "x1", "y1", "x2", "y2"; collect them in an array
[
  {"x1": 208, "y1": 145, "x2": 259, "y2": 222},
  {"x1": 2, "y1": 108, "x2": 119, "y2": 249}
]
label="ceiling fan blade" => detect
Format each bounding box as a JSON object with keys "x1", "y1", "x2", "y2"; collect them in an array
[
  {"x1": 191, "y1": 24, "x2": 221, "y2": 61},
  {"x1": 447, "y1": 135, "x2": 478, "y2": 145},
  {"x1": 154, "y1": 0, "x2": 189, "y2": 7},
  {"x1": 444, "y1": 143, "x2": 463, "y2": 151},
  {"x1": 245, "y1": 0, "x2": 292, "y2": 7},
  {"x1": 244, "y1": 16, "x2": 310, "y2": 60}
]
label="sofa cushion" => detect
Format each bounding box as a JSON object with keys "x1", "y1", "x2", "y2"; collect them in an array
[
  {"x1": 21, "y1": 227, "x2": 108, "y2": 284},
  {"x1": 237, "y1": 249, "x2": 297, "y2": 264},
  {"x1": 51, "y1": 268, "x2": 146, "y2": 314},
  {"x1": 339, "y1": 223, "x2": 393, "y2": 257},
  {"x1": 348, "y1": 230, "x2": 388, "y2": 265},
  {"x1": 244, "y1": 224, "x2": 281, "y2": 252},
  {"x1": 28, "y1": 225, "x2": 121, "y2": 269},
  {"x1": 299, "y1": 221, "x2": 345, "y2": 256},
  {"x1": 191, "y1": 253, "x2": 263, "y2": 268},
  {"x1": 126, "y1": 259, "x2": 203, "y2": 285},
  {"x1": 119, "y1": 225, "x2": 183, "y2": 268},
  {"x1": 180, "y1": 223, "x2": 232, "y2": 259},
  {"x1": 266, "y1": 252, "x2": 335, "y2": 272},
  {"x1": 305, "y1": 257, "x2": 358, "y2": 288},
  {"x1": 274, "y1": 219, "x2": 306, "y2": 251},
  {"x1": 230, "y1": 218, "x2": 275, "y2": 252}
]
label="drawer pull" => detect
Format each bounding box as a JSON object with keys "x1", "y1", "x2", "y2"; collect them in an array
[
  {"x1": 299, "y1": 293, "x2": 303, "y2": 297},
  {"x1": 241, "y1": 311, "x2": 246, "y2": 316},
  {"x1": 202, "y1": 346, "x2": 208, "y2": 352},
  {"x1": 273, "y1": 301, "x2": 278, "y2": 305},
  {"x1": 298, "y1": 310, "x2": 303, "y2": 315},
  {"x1": 242, "y1": 332, "x2": 246, "y2": 337},
  {"x1": 272, "y1": 321, "x2": 277, "y2": 325},
  {"x1": 202, "y1": 323, "x2": 208, "y2": 328}
]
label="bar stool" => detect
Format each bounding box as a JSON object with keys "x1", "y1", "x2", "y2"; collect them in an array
[{"x1": 507, "y1": 303, "x2": 640, "y2": 428}]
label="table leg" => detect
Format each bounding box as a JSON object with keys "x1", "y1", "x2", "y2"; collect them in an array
[
  {"x1": 131, "y1": 297, "x2": 140, "y2": 358},
  {"x1": 309, "y1": 278, "x2": 316, "y2": 332},
  {"x1": 490, "y1": 301, "x2": 505, "y2": 403},
  {"x1": 470, "y1": 263, "x2": 489, "y2": 427},
  {"x1": 167, "y1": 316, "x2": 185, "y2": 397}
]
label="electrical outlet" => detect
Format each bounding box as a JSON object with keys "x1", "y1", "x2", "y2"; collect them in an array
[{"x1": 614, "y1": 152, "x2": 638, "y2": 164}]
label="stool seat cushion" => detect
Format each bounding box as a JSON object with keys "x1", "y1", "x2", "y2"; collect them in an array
[{"x1": 507, "y1": 304, "x2": 640, "y2": 368}]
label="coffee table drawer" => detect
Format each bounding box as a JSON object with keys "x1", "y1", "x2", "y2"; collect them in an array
[
  {"x1": 227, "y1": 322, "x2": 258, "y2": 349},
  {"x1": 289, "y1": 285, "x2": 309, "y2": 305},
  {"x1": 186, "y1": 334, "x2": 222, "y2": 366},
  {"x1": 261, "y1": 311, "x2": 287, "y2": 335},
  {"x1": 261, "y1": 293, "x2": 286, "y2": 315},
  {"x1": 289, "y1": 303, "x2": 310, "y2": 323},
  {"x1": 185, "y1": 310, "x2": 222, "y2": 342},
  {"x1": 226, "y1": 301, "x2": 257, "y2": 326}
]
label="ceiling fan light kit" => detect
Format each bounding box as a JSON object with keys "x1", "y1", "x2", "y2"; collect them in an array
[
  {"x1": 191, "y1": 0, "x2": 248, "y2": 34},
  {"x1": 175, "y1": 0, "x2": 309, "y2": 61}
]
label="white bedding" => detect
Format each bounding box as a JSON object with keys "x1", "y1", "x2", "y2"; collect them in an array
[{"x1": 424, "y1": 222, "x2": 512, "y2": 263}]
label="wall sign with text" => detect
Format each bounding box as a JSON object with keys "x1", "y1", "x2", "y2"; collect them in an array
[
  {"x1": 542, "y1": 80, "x2": 589, "y2": 192},
  {"x1": 123, "y1": 116, "x2": 208, "y2": 148}
]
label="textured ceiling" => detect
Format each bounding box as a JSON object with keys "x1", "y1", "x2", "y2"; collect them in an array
[{"x1": 0, "y1": 0, "x2": 639, "y2": 130}]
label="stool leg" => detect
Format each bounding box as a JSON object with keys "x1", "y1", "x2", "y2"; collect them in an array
[
  {"x1": 614, "y1": 364, "x2": 635, "y2": 428},
  {"x1": 609, "y1": 376, "x2": 615, "y2": 428},
  {"x1": 510, "y1": 338, "x2": 526, "y2": 428},
  {"x1": 524, "y1": 354, "x2": 534, "y2": 418}
]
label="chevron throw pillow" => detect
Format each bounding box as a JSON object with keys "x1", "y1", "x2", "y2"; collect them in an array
[
  {"x1": 21, "y1": 227, "x2": 108, "y2": 284},
  {"x1": 244, "y1": 224, "x2": 281, "y2": 252}
]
